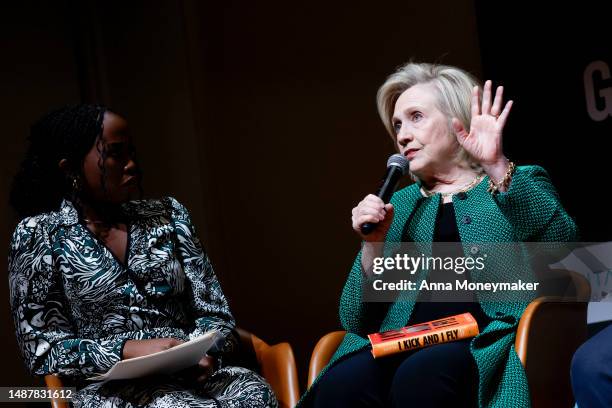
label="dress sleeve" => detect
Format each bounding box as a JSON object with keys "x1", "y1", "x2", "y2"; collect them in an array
[
  {"x1": 168, "y1": 197, "x2": 238, "y2": 355},
  {"x1": 493, "y1": 165, "x2": 578, "y2": 241},
  {"x1": 8, "y1": 217, "x2": 171, "y2": 378}
]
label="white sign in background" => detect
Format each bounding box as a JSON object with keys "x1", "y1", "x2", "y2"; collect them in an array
[{"x1": 551, "y1": 242, "x2": 612, "y2": 323}]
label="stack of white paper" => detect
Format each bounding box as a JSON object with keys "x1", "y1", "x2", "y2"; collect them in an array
[{"x1": 88, "y1": 331, "x2": 220, "y2": 382}]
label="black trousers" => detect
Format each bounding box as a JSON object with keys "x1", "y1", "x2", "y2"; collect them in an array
[{"x1": 312, "y1": 339, "x2": 478, "y2": 408}]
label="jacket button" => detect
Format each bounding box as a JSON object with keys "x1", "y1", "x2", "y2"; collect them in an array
[
  {"x1": 462, "y1": 215, "x2": 472, "y2": 224},
  {"x1": 456, "y1": 192, "x2": 467, "y2": 200},
  {"x1": 470, "y1": 245, "x2": 479, "y2": 255}
]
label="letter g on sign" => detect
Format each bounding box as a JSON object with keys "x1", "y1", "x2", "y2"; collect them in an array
[{"x1": 584, "y1": 60, "x2": 612, "y2": 121}]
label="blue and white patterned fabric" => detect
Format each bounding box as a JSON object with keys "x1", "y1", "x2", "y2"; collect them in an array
[{"x1": 9, "y1": 197, "x2": 277, "y2": 407}]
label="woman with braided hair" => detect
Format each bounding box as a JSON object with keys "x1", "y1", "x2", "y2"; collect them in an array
[{"x1": 8, "y1": 105, "x2": 278, "y2": 407}]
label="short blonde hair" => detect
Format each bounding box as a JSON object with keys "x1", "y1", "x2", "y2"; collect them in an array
[{"x1": 376, "y1": 62, "x2": 482, "y2": 172}]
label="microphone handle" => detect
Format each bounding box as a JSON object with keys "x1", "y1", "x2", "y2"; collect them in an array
[{"x1": 360, "y1": 166, "x2": 404, "y2": 235}]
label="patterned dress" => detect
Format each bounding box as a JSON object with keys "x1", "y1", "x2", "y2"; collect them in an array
[{"x1": 8, "y1": 197, "x2": 278, "y2": 408}]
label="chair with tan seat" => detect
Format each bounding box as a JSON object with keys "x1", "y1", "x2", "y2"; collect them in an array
[
  {"x1": 45, "y1": 328, "x2": 299, "y2": 408},
  {"x1": 308, "y1": 269, "x2": 590, "y2": 408}
]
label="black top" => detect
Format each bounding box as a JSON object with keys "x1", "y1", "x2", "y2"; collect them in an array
[
  {"x1": 433, "y1": 201, "x2": 462, "y2": 242},
  {"x1": 408, "y1": 201, "x2": 491, "y2": 329}
]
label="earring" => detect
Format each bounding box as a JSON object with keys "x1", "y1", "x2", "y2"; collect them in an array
[{"x1": 67, "y1": 175, "x2": 81, "y2": 204}]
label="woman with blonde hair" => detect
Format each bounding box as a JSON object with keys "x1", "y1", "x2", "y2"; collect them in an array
[{"x1": 298, "y1": 62, "x2": 577, "y2": 407}]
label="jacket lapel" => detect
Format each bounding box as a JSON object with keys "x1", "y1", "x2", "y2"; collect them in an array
[{"x1": 380, "y1": 185, "x2": 439, "y2": 331}]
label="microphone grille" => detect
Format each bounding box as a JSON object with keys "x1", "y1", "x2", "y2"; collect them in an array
[{"x1": 387, "y1": 153, "x2": 410, "y2": 175}]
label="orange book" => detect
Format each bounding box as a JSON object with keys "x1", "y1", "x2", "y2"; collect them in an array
[{"x1": 367, "y1": 312, "x2": 479, "y2": 358}]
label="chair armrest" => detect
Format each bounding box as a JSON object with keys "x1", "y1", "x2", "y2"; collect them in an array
[
  {"x1": 251, "y1": 336, "x2": 300, "y2": 408},
  {"x1": 307, "y1": 331, "x2": 346, "y2": 388},
  {"x1": 44, "y1": 374, "x2": 69, "y2": 408},
  {"x1": 515, "y1": 296, "x2": 588, "y2": 408}
]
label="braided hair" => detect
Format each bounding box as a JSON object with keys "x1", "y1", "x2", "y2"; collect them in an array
[{"x1": 10, "y1": 104, "x2": 109, "y2": 218}]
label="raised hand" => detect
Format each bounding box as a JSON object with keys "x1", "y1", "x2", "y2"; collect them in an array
[{"x1": 451, "y1": 80, "x2": 513, "y2": 166}]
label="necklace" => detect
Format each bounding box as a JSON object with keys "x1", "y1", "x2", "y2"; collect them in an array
[
  {"x1": 420, "y1": 174, "x2": 484, "y2": 198},
  {"x1": 83, "y1": 218, "x2": 104, "y2": 224}
]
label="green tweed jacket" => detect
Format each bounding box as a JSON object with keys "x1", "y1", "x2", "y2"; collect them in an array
[{"x1": 298, "y1": 165, "x2": 578, "y2": 408}]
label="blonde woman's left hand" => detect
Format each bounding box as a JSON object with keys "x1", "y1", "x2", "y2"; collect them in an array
[{"x1": 451, "y1": 80, "x2": 512, "y2": 167}]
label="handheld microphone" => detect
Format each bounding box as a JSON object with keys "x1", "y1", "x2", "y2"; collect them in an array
[{"x1": 360, "y1": 153, "x2": 410, "y2": 235}]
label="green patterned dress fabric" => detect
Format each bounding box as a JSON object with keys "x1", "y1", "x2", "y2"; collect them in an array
[
  {"x1": 9, "y1": 197, "x2": 278, "y2": 408},
  {"x1": 298, "y1": 165, "x2": 578, "y2": 408}
]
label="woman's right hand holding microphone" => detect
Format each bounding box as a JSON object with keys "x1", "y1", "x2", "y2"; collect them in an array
[
  {"x1": 352, "y1": 194, "x2": 394, "y2": 241},
  {"x1": 351, "y1": 194, "x2": 394, "y2": 273}
]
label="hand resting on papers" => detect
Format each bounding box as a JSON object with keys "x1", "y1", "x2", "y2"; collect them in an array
[{"x1": 123, "y1": 338, "x2": 216, "y2": 384}]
